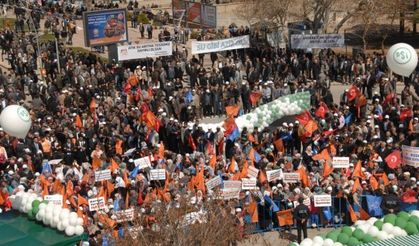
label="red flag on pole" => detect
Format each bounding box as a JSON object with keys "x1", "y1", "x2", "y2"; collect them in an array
[
  {"x1": 315, "y1": 102, "x2": 329, "y2": 118},
  {"x1": 296, "y1": 110, "x2": 313, "y2": 126},
  {"x1": 225, "y1": 105, "x2": 240, "y2": 117},
  {"x1": 384, "y1": 150, "x2": 402, "y2": 169},
  {"x1": 400, "y1": 108, "x2": 413, "y2": 121},
  {"x1": 347, "y1": 85, "x2": 361, "y2": 101},
  {"x1": 249, "y1": 91, "x2": 262, "y2": 106}
]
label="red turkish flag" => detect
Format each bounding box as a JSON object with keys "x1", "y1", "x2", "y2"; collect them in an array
[
  {"x1": 347, "y1": 85, "x2": 361, "y2": 101},
  {"x1": 315, "y1": 102, "x2": 329, "y2": 118},
  {"x1": 385, "y1": 150, "x2": 402, "y2": 169},
  {"x1": 400, "y1": 108, "x2": 413, "y2": 121}
]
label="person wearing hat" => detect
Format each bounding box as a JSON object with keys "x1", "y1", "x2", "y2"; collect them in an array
[{"x1": 294, "y1": 196, "x2": 310, "y2": 243}]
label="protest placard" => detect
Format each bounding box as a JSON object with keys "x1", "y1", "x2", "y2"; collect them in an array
[
  {"x1": 44, "y1": 195, "x2": 63, "y2": 206},
  {"x1": 48, "y1": 159, "x2": 63, "y2": 165},
  {"x1": 332, "y1": 157, "x2": 350, "y2": 168},
  {"x1": 223, "y1": 181, "x2": 242, "y2": 191},
  {"x1": 206, "y1": 176, "x2": 222, "y2": 190},
  {"x1": 95, "y1": 169, "x2": 112, "y2": 182},
  {"x1": 266, "y1": 169, "x2": 282, "y2": 182},
  {"x1": 293, "y1": 197, "x2": 311, "y2": 208},
  {"x1": 118, "y1": 42, "x2": 173, "y2": 61},
  {"x1": 283, "y1": 173, "x2": 300, "y2": 183},
  {"x1": 221, "y1": 189, "x2": 240, "y2": 200},
  {"x1": 241, "y1": 178, "x2": 257, "y2": 190},
  {"x1": 150, "y1": 169, "x2": 166, "y2": 180},
  {"x1": 134, "y1": 156, "x2": 152, "y2": 169},
  {"x1": 247, "y1": 166, "x2": 259, "y2": 179},
  {"x1": 314, "y1": 195, "x2": 332, "y2": 207},
  {"x1": 402, "y1": 145, "x2": 419, "y2": 168},
  {"x1": 124, "y1": 148, "x2": 136, "y2": 156},
  {"x1": 88, "y1": 197, "x2": 106, "y2": 211},
  {"x1": 115, "y1": 208, "x2": 135, "y2": 222}
]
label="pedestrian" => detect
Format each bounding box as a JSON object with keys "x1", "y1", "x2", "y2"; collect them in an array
[{"x1": 293, "y1": 196, "x2": 310, "y2": 243}]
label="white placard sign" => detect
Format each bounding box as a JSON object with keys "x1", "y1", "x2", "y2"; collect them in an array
[
  {"x1": 291, "y1": 34, "x2": 345, "y2": 49},
  {"x1": 221, "y1": 189, "x2": 240, "y2": 200},
  {"x1": 134, "y1": 157, "x2": 152, "y2": 169},
  {"x1": 223, "y1": 181, "x2": 242, "y2": 191},
  {"x1": 44, "y1": 195, "x2": 63, "y2": 206},
  {"x1": 150, "y1": 169, "x2": 166, "y2": 180},
  {"x1": 124, "y1": 148, "x2": 136, "y2": 156},
  {"x1": 314, "y1": 195, "x2": 332, "y2": 207},
  {"x1": 293, "y1": 197, "x2": 311, "y2": 208},
  {"x1": 115, "y1": 208, "x2": 135, "y2": 222},
  {"x1": 266, "y1": 169, "x2": 283, "y2": 182},
  {"x1": 88, "y1": 197, "x2": 106, "y2": 211},
  {"x1": 191, "y1": 35, "x2": 250, "y2": 54},
  {"x1": 206, "y1": 176, "x2": 222, "y2": 190},
  {"x1": 283, "y1": 173, "x2": 300, "y2": 183},
  {"x1": 118, "y1": 42, "x2": 173, "y2": 61},
  {"x1": 48, "y1": 159, "x2": 63, "y2": 165},
  {"x1": 402, "y1": 145, "x2": 419, "y2": 168},
  {"x1": 332, "y1": 157, "x2": 350, "y2": 168},
  {"x1": 241, "y1": 178, "x2": 257, "y2": 190},
  {"x1": 247, "y1": 166, "x2": 259, "y2": 179},
  {"x1": 95, "y1": 169, "x2": 112, "y2": 182}
]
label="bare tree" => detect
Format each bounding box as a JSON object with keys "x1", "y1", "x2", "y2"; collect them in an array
[
  {"x1": 115, "y1": 197, "x2": 242, "y2": 246},
  {"x1": 380, "y1": 0, "x2": 408, "y2": 52}
]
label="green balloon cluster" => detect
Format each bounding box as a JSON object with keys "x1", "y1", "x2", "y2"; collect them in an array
[
  {"x1": 395, "y1": 217, "x2": 408, "y2": 229},
  {"x1": 27, "y1": 200, "x2": 48, "y2": 220},
  {"x1": 362, "y1": 234, "x2": 375, "y2": 243},
  {"x1": 342, "y1": 226, "x2": 353, "y2": 236},
  {"x1": 346, "y1": 237, "x2": 360, "y2": 246},
  {"x1": 374, "y1": 220, "x2": 384, "y2": 230},
  {"x1": 337, "y1": 233, "x2": 350, "y2": 244},
  {"x1": 352, "y1": 228, "x2": 365, "y2": 240},
  {"x1": 383, "y1": 214, "x2": 397, "y2": 225},
  {"x1": 405, "y1": 222, "x2": 419, "y2": 235}
]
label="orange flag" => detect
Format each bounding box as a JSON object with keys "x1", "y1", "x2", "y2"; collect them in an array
[
  {"x1": 225, "y1": 105, "x2": 240, "y2": 117},
  {"x1": 297, "y1": 166, "x2": 310, "y2": 187},
  {"x1": 78, "y1": 194, "x2": 89, "y2": 206},
  {"x1": 248, "y1": 148, "x2": 255, "y2": 163},
  {"x1": 92, "y1": 157, "x2": 102, "y2": 171},
  {"x1": 123, "y1": 171, "x2": 129, "y2": 187},
  {"x1": 381, "y1": 172, "x2": 389, "y2": 186},
  {"x1": 115, "y1": 140, "x2": 123, "y2": 155},
  {"x1": 273, "y1": 139, "x2": 284, "y2": 153},
  {"x1": 370, "y1": 176, "x2": 379, "y2": 190},
  {"x1": 240, "y1": 160, "x2": 249, "y2": 179},
  {"x1": 66, "y1": 180, "x2": 74, "y2": 196},
  {"x1": 348, "y1": 203, "x2": 358, "y2": 222},
  {"x1": 89, "y1": 98, "x2": 97, "y2": 113},
  {"x1": 75, "y1": 115, "x2": 83, "y2": 128},
  {"x1": 258, "y1": 170, "x2": 267, "y2": 184},
  {"x1": 247, "y1": 199, "x2": 258, "y2": 223},
  {"x1": 277, "y1": 209, "x2": 294, "y2": 226},
  {"x1": 323, "y1": 162, "x2": 334, "y2": 178},
  {"x1": 304, "y1": 120, "x2": 318, "y2": 136},
  {"x1": 158, "y1": 141, "x2": 165, "y2": 159},
  {"x1": 312, "y1": 149, "x2": 331, "y2": 161},
  {"x1": 228, "y1": 158, "x2": 237, "y2": 173},
  {"x1": 98, "y1": 214, "x2": 116, "y2": 229},
  {"x1": 81, "y1": 173, "x2": 89, "y2": 185},
  {"x1": 106, "y1": 180, "x2": 115, "y2": 195},
  {"x1": 196, "y1": 168, "x2": 206, "y2": 193},
  {"x1": 53, "y1": 179, "x2": 64, "y2": 195},
  {"x1": 352, "y1": 178, "x2": 361, "y2": 193},
  {"x1": 352, "y1": 161, "x2": 366, "y2": 179},
  {"x1": 109, "y1": 158, "x2": 119, "y2": 173},
  {"x1": 209, "y1": 155, "x2": 216, "y2": 169},
  {"x1": 360, "y1": 207, "x2": 370, "y2": 220}
]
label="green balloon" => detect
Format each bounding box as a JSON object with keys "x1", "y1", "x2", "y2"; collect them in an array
[
  {"x1": 27, "y1": 210, "x2": 35, "y2": 220},
  {"x1": 326, "y1": 232, "x2": 339, "y2": 242},
  {"x1": 362, "y1": 234, "x2": 374, "y2": 243},
  {"x1": 352, "y1": 229, "x2": 365, "y2": 240},
  {"x1": 384, "y1": 214, "x2": 397, "y2": 225},
  {"x1": 405, "y1": 222, "x2": 419, "y2": 235},
  {"x1": 395, "y1": 217, "x2": 408, "y2": 229},
  {"x1": 398, "y1": 211, "x2": 410, "y2": 220},
  {"x1": 374, "y1": 220, "x2": 384, "y2": 230},
  {"x1": 342, "y1": 226, "x2": 353, "y2": 236},
  {"x1": 347, "y1": 237, "x2": 360, "y2": 246},
  {"x1": 337, "y1": 233, "x2": 350, "y2": 244}
]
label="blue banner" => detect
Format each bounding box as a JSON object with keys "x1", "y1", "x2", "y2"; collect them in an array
[{"x1": 366, "y1": 195, "x2": 383, "y2": 217}]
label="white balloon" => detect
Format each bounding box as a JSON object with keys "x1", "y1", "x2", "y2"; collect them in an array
[
  {"x1": 300, "y1": 238, "x2": 312, "y2": 246},
  {"x1": 76, "y1": 218, "x2": 84, "y2": 226},
  {"x1": 0, "y1": 105, "x2": 32, "y2": 138},
  {"x1": 392, "y1": 226, "x2": 403, "y2": 236},
  {"x1": 42, "y1": 217, "x2": 49, "y2": 225},
  {"x1": 368, "y1": 226, "x2": 380, "y2": 237},
  {"x1": 53, "y1": 216, "x2": 60, "y2": 226},
  {"x1": 37, "y1": 209, "x2": 45, "y2": 219},
  {"x1": 25, "y1": 203, "x2": 32, "y2": 212},
  {"x1": 50, "y1": 219, "x2": 57, "y2": 228},
  {"x1": 69, "y1": 212, "x2": 78, "y2": 219},
  {"x1": 36, "y1": 213, "x2": 42, "y2": 221},
  {"x1": 39, "y1": 203, "x2": 47, "y2": 210},
  {"x1": 400, "y1": 230, "x2": 408, "y2": 236},
  {"x1": 368, "y1": 217, "x2": 378, "y2": 225},
  {"x1": 382, "y1": 223, "x2": 394, "y2": 234},
  {"x1": 61, "y1": 218, "x2": 70, "y2": 229},
  {"x1": 332, "y1": 243, "x2": 343, "y2": 246},
  {"x1": 377, "y1": 231, "x2": 388, "y2": 240},
  {"x1": 74, "y1": 225, "x2": 84, "y2": 236},
  {"x1": 57, "y1": 222, "x2": 65, "y2": 231},
  {"x1": 323, "y1": 239, "x2": 334, "y2": 246},
  {"x1": 354, "y1": 220, "x2": 366, "y2": 226},
  {"x1": 388, "y1": 234, "x2": 395, "y2": 239},
  {"x1": 313, "y1": 236, "x2": 323, "y2": 245},
  {"x1": 312, "y1": 243, "x2": 322, "y2": 246},
  {"x1": 69, "y1": 217, "x2": 78, "y2": 226},
  {"x1": 65, "y1": 226, "x2": 75, "y2": 237},
  {"x1": 386, "y1": 43, "x2": 418, "y2": 77}
]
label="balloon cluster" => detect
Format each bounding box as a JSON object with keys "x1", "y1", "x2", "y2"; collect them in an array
[
  {"x1": 196, "y1": 92, "x2": 311, "y2": 132},
  {"x1": 9, "y1": 191, "x2": 84, "y2": 237},
  {"x1": 288, "y1": 211, "x2": 419, "y2": 246}
]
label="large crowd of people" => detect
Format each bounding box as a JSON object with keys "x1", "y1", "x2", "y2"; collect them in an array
[{"x1": 0, "y1": 2, "x2": 418, "y2": 245}]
